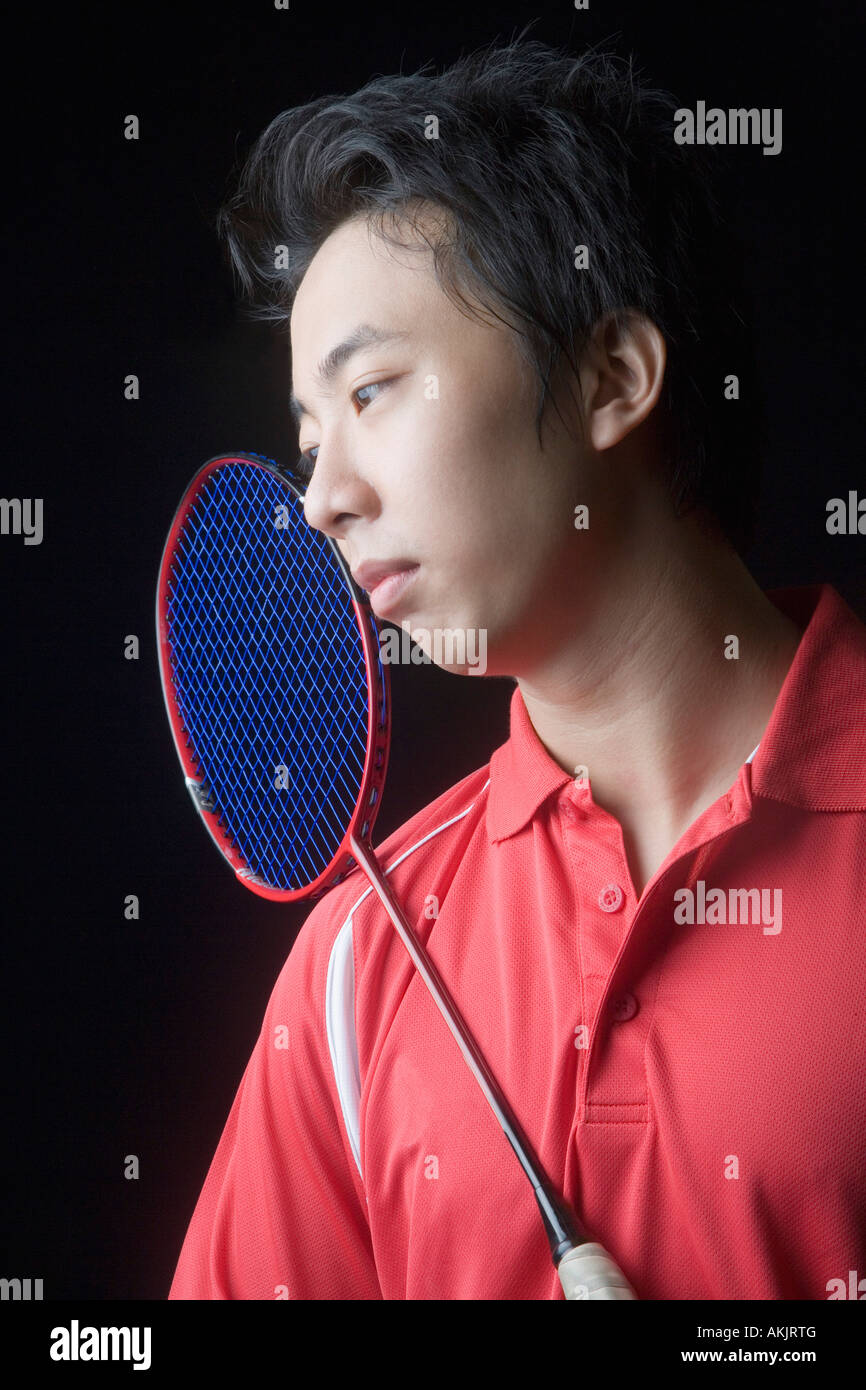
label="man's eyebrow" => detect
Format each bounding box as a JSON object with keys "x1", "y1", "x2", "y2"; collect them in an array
[{"x1": 289, "y1": 323, "x2": 411, "y2": 429}]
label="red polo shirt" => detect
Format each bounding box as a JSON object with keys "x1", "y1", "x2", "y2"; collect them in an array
[{"x1": 169, "y1": 582, "x2": 866, "y2": 1300}]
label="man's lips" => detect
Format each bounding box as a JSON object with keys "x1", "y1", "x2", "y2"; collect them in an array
[
  {"x1": 351, "y1": 560, "x2": 420, "y2": 614},
  {"x1": 351, "y1": 559, "x2": 419, "y2": 592}
]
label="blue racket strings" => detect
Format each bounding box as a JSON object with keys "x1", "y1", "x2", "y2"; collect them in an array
[{"x1": 164, "y1": 463, "x2": 370, "y2": 892}]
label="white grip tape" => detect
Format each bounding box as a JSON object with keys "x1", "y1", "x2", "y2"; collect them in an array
[{"x1": 557, "y1": 1241, "x2": 637, "y2": 1300}]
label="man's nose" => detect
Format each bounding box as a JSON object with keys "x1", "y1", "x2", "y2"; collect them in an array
[{"x1": 301, "y1": 441, "x2": 373, "y2": 537}]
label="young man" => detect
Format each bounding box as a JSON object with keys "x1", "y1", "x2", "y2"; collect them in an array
[{"x1": 169, "y1": 39, "x2": 866, "y2": 1300}]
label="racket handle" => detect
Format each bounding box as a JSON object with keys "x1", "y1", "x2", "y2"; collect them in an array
[{"x1": 557, "y1": 1242, "x2": 638, "y2": 1300}]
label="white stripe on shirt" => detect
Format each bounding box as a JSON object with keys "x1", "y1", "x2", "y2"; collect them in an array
[{"x1": 324, "y1": 782, "x2": 491, "y2": 1181}]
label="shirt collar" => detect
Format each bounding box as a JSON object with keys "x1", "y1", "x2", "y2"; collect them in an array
[{"x1": 486, "y1": 583, "x2": 866, "y2": 844}]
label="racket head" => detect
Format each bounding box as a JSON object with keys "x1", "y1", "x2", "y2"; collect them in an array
[{"x1": 156, "y1": 451, "x2": 390, "y2": 902}]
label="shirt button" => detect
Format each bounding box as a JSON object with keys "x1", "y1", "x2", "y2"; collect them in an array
[
  {"x1": 611, "y1": 993, "x2": 638, "y2": 1022},
  {"x1": 597, "y1": 883, "x2": 624, "y2": 912},
  {"x1": 562, "y1": 803, "x2": 579, "y2": 823}
]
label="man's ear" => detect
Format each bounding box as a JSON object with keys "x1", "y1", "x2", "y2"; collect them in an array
[{"x1": 578, "y1": 310, "x2": 667, "y2": 452}]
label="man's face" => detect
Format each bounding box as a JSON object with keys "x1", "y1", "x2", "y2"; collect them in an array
[{"x1": 289, "y1": 209, "x2": 593, "y2": 677}]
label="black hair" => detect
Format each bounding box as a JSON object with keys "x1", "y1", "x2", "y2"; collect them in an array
[{"x1": 215, "y1": 33, "x2": 763, "y2": 554}]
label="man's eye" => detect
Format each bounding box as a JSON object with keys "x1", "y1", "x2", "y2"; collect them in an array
[
  {"x1": 295, "y1": 448, "x2": 317, "y2": 482},
  {"x1": 295, "y1": 378, "x2": 393, "y2": 481},
  {"x1": 353, "y1": 378, "x2": 390, "y2": 408}
]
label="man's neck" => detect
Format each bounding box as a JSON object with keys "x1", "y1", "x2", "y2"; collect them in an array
[{"x1": 516, "y1": 523, "x2": 803, "y2": 896}]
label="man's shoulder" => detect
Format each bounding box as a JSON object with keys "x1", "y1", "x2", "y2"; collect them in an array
[{"x1": 368, "y1": 758, "x2": 493, "y2": 867}]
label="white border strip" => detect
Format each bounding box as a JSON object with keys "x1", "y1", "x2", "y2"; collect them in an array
[{"x1": 324, "y1": 781, "x2": 490, "y2": 1180}]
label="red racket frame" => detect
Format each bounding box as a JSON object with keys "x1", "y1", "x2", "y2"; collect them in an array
[{"x1": 155, "y1": 452, "x2": 390, "y2": 902}]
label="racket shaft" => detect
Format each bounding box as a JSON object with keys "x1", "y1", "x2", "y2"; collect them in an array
[{"x1": 349, "y1": 834, "x2": 589, "y2": 1260}]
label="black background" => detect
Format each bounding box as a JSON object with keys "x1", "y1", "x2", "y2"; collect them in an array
[{"x1": 1, "y1": 0, "x2": 864, "y2": 1301}]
